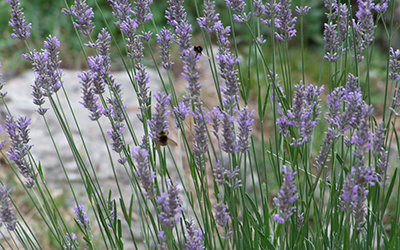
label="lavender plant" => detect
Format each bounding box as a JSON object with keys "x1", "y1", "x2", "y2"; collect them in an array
[{"x1": 0, "y1": 0, "x2": 399, "y2": 249}]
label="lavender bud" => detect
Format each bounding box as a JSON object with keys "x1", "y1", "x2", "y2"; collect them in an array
[
  {"x1": 157, "y1": 180, "x2": 183, "y2": 228},
  {"x1": 148, "y1": 92, "x2": 171, "y2": 145},
  {"x1": 253, "y1": 0, "x2": 266, "y2": 17},
  {"x1": 237, "y1": 107, "x2": 254, "y2": 153},
  {"x1": 324, "y1": 0, "x2": 338, "y2": 19},
  {"x1": 390, "y1": 88, "x2": 400, "y2": 117},
  {"x1": 225, "y1": 0, "x2": 246, "y2": 13},
  {"x1": 356, "y1": 0, "x2": 375, "y2": 46},
  {"x1": 6, "y1": 0, "x2": 32, "y2": 40},
  {"x1": 62, "y1": 0, "x2": 95, "y2": 36},
  {"x1": 389, "y1": 47, "x2": 400, "y2": 80},
  {"x1": 221, "y1": 111, "x2": 238, "y2": 153},
  {"x1": 375, "y1": 0, "x2": 389, "y2": 14},
  {"x1": 185, "y1": 220, "x2": 204, "y2": 250},
  {"x1": 273, "y1": 165, "x2": 298, "y2": 224},
  {"x1": 233, "y1": 12, "x2": 252, "y2": 23},
  {"x1": 78, "y1": 71, "x2": 105, "y2": 121},
  {"x1": 208, "y1": 107, "x2": 223, "y2": 140},
  {"x1": 274, "y1": 0, "x2": 297, "y2": 42},
  {"x1": 338, "y1": 4, "x2": 348, "y2": 41},
  {"x1": 166, "y1": 0, "x2": 187, "y2": 27},
  {"x1": 197, "y1": 0, "x2": 219, "y2": 33},
  {"x1": 133, "y1": 0, "x2": 153, "y2": 25},
  {"x1": 132, "y1": 146, "x2": 156, "y2": 198},
  {"x1": 157, "y1": 231, "x2": 168, "y2": 250},
  {"x1": 173, "y1": 101, "x2": 190, "y2": 128},
  {"x1": 372, "y1": 122, "x2": 385, "y2": 156},
  {"x1": 323, "y1": 22, "x2": 339, "y2": 62},
  {"x1": 134, "y1": 63, "x2": 150, "y2": 113},
  {"x1": 213, "y1": 161, "x2": 226, "y2": 186},
  {"x1": 295, "y1": 6, "x2": 311, "y2": 16},
  {"x1": 156, "y1": 27, "x2": 175, "y2": 70},
  {"x1": 0, "y1": 186, "x2": 17, "y2": 230},
  {"x1": 74, "y1": 203, "x2": 92, "y2": 234},
  {"x1": 193, "y1": 106, "x2": 209, "y2": 170},
  {"x1": 64, "y1": 233, "x2": 79, "y2": 250},
  {"x1": 182, "y1": 49, "x2": 202, "y2": 105},
  {"x1": 214, "y1": 195, "x2": 230, "y2": 227}
]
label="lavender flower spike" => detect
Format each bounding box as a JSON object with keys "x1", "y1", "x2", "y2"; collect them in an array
[
  {"x1": 132, "y1": 146, "x2": 156, "y2": 198},
  {"x1": 62, "y1": 0, "x2": 95, "y2": 36},
  {"x1": 225, "y1": 0, "x2": 246, "y2": 13},
  {"x1": 78, "y1": 71, "x2": 105, "y2": 121},
  {"x1": 356, "y1": 0, "x2": 375, "y2": 46},
  {"x1": 214, "y1": 194, "x2": 230, "y2": 227},
  {"x1": 273, "y1": 165, "x2": 298, "y2": 224},
  {"x1": 134, "y1": 63, "x2": 151, "y2": 112},
  {"x1": 390, "y1": 88, "x2": 400, "y2": 117},
  {"x1": 323, "y1": 22, "x2": 339, "y2": 62},
  {"x1": 193, "y1": 106, "x2": 209, "y2": 170},
  {"x1": 0, "y1": 186, "x2": 17, "y2": 230},
  {"x1": 133, "y1": 0, "x2": 153, "y2": 25},
  {"x1": 5, "y1": 116, "x2": 36, "y2": 188},
  {"x1": 197, "y1": 0, "x2": 220, "y2": 33},
  {"x1": 148, "y1": 92, "x2": 171, "y2": 145},
  {"x1": 6, "y1": 0, "x2": 32, "y2": 40},
  {"x1": 157, "y1": 180, "x2": 183, "y2": 228},
  {"x1": 221, "y1": 111, "x2": 238, "y2": 153},
  {"x1": 185, "y1": 220, "x2": 205, "y2": 250},
  {"x1": 237, "y1": 107, "x2": 255, "y2": 153},
  {"x1": 156, "y1": 27, "x2": 175, "y2": 70},
  {"x1": 274, "y1": 0, "x2": 297, "y2": 42}
]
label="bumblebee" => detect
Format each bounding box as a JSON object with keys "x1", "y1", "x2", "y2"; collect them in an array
[
  {"x1": 157, "y1": 131, "x2": 178, "y2": 147},
  {"x1": 194, "y1": 45, "x2": 203, "y2": 55}
]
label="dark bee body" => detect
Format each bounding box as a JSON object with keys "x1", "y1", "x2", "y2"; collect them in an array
[
  {"x1": 194, "y1": 45, "x2": 203, "y2": 55},
  {"x1": 158, "y1": 132, "x2": 169, "y2": 146}
]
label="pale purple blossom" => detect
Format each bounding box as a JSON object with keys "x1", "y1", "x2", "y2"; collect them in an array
[
  {"x1": 74, "y1": 203, "x2": 92, "y2": 233},
  {"x1": 356, "y1": 0, "x2": 375, "y2": 46},
  {"x1": 214, "y1": 195, "x2": 230, "y2": 227},
  {"x1": 6, "y1": 0, "x2": 32, "y2": 39},
  {"x1": 0, "y1": 186, "x2": 17, "y2": 230},
  {"x1": 390, "y1": 88, "x2": 400, "y2": 116},
  {"x1": 197, "y1": 0, "x2": 219, "y2": 33},
  {"x1": 273, "y1": 165, "x2": 298, "y2": 224},
  {"x1": 135, "y1": 63, "x2": 150, "y2": 112},
  {"x1": 62, "y1": 0, "x2": 95, "y2": 36},
  {"x1": 157, "y1": 180, "x2": 183, "y2": 228},
  {"x1": 208, "y1": 107, "x2": 223, "y2": 140},
  {"x1": 338, "y1": 4, "x2": 349, "y2": 42},
  {"x1": 372, "y1": 122, "x2": 385, "y2": 156},
  {"x1": 133, "y1": 0, "x2": 153, "y2": 25},
  {"x1": 237, "y1": 107, "x2": 254, "y2": 153},
  {"x1": 225, "y1": 0, "x2": 245, "y2": 13},
  {"x1": 323, "y1": 22, "x2": 339, "y2": 62},
  {"x1": 173, "y1": 101, "x2": 190, "y2": 128},
  {"x1": 132, "y1": 146, "x2": 156, "y2": 198},
  {"x1": 352, "y1": 19, "x2": 365, "y2": 62},
  {"x1": 166, "y1": 0, "x2": 186, "y2": 27},
  {"x1": 389, "y1": 47, "x2": 400, "y2": 80},
  {"x1": 148, "y1": 92, "x2": 171, "y2": 145},
  {"x1": 64, "y1": 233, "x2": 78, "y2": 250},
  {"x1": 375, "y1": 0, "x2": 389, "y2": 14},
  {"x1": 5, "y1": 116, "x2": 36, "y2": 188},
  {"x1": 233, "y1": 12, "x2": 252, "y2": 23},
  {"x1": 78, "y1": 71, "x2": 105, "y2": 121},
  {"x1": 193, "y1": 106, "x2": 209, "y2": 170},
  {"x1": 185, "y1": 220, "x2": 204, "y2": 250},
  {"x1": 221, "y1": 111, "x2": 238, "y2": 153},
  {"x1": 295, "y1": 6, "x2": 311, "y2": 16},
  {"x1": 213, "y1": 161, "x2": 226, "y2": 186},
  {"x1": 324, "y1": 0, "x2": 338, "y2": 19},
  {"x1": 314, "y1": 128, "x2": 336, "y2": 170},
  {"x1": 156, "y1": 27, "x2": 175, "y2": 70},
  {"x1": 182, "y1": 48, "x2": 201, "y2": 105},
  {"x1": 274, "y1": 0, "x2": 297, "y2": 42}
]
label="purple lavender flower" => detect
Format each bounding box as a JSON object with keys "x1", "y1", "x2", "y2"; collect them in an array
[
  {"x1": 377, "y1": 150, "x2": 389, "y2": 185},
  {"x1": 65, "y1": 233, "x2": 78, "y2": 250},
  {"x1": 133, "y1": 0, "x2": 153, "y2": 25},
  {"x1": 221, "y1": 111, "x2": 238, "y2": 153},
  {"x1": 237, "y1": 107, "x2": 254, "y2": 153},
  {"x1": 166, "y1": 0, "x2": 187, "y2": 27},
  {"x1": 340, "y1": 164, "x2": 378, "y2": 231},
  {"x1": 215, "y1": 23, "x2": 240, "y2": 109},
  {"x1": 253, "y1": 0, "x2": 267, "y2": 17},
  {"x1": 208, "y1": 107, "x2": 223, "y2": 140},
  {"x1": 356, "y1": 0, "x2": 375, "y2": 46},
  {"x1": 213, "y1": 161, "x2": 226, "y2": 186},
  {"x1": 174, "y1": 21, "x2": 193, "y2": 53},
  {"x1": 182, "y1": 48, "x2": 202, "y2": 105},
  {"x1": 324, "y1": 0, "x2": 338, "y2": 19},
  {"x1": 351, "y1": 104, "x2": 373, "y2": 158},
  {"x1": 135, "y1": 63, "x2": 150, "y2": 112},
  {"x1": 193, "y1": 106, "x2": 209, "y2": 170},
  {"x1": 6, "y1": 0, "x2": 32, "y2": 40},
  {"x1": 86, "y1": 28, "x2": 112, "y2": 72},
  {"x1": 226, "y1": 166, "x2": 242, "y2": 189},
  {"x1": 372, "y1": 122, "x2": 385, "y2": 156},
  {"x1": 148, "y1": 92, "x2": 171, "y2": 145},
  {"x1": 173, "y1": 101, "x2": 190, "y2": 128},
  {"x1": 74, "y1": 203, "x2": 92, "y2": 233},
  {"x1": 352, "y1": 19, "x2": 365, "y2": 62},
  {"x1": 276, "y1": 116, "x2": 292, "y2": 139},
  {"x1": 197, "y1": 0, "x2": 220, "y2": 33},
  {"x1": 233, "y1": 12, "x2": 252, "y2": 23},
  {"x1": 375, "y1": 0, "x2": 389, "y2": 14},
  {"x1": 128, "y1": 35, "x2": 144, "y2": 63},
  {"x1": 225, "y1": 0, "x2": 245, "y2": 13},
  {"x1": 185, "y1": 220, "x2": 204, "y2": 250},
  {"x1": 62, "y1": 0, "x2": 95, "y2": 36},
  {"x1": 78, "y1": 71, "x2": 105, "y2": 121},
  {"x1": 338, "y1": 4, "x2": 349, "y2": 42},
  {"x1": 274, "y1": 0, "x2": 297, "y2": 42},
  {"x1": 156, "y1": 27, "x2": 175, "y2": 70},
  {"x1": 389, "y1": 47, "x2": 400, "y2": 80},
  {"x1": 313, "y1": 127, "x2": 336, "y2": 170},
  {"x1": 326, "y1": 87, "x2": 344, "y2": 128},
  {"x1": 108, "y1": 0, "x2": 132, "y2": 25},
  {"x1": 295, "y1": 6, "x2": 311, "y2": 16},
  {"x1": 390, "y1": 88, "x2": 400, "y2": 117},
  {"x1": 0, "y1": 186, "x2": 17, "y2": 230},
  {"x1": 132, "y1": 146, "x2": 156, "y2": 198},
  {"x1": 157, "y1": 180, "x2": 183, "y2": 228},
  {"x1": 339, "y1": 78, "x2": 364, "y2": 131},
  {"x1": 5, "y1": 116, "x2": 36, "y2": 188},
  {"x1": 157, "y1": 231, "x2": 168, "y2": 250},
  {"x1": 273, "y1": 165, "x2": 298, "y2": 224},
  {"x1": 323, "y1": 22, "x2": 339, "y2": 62},
  {"x1": 214, "y1": 195, "x2": 230, "y2": 227}
]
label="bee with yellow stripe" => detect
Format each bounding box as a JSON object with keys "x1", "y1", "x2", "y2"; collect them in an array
[{"x1": 157, "y1": 131, "x2": 177, "y2": 147}]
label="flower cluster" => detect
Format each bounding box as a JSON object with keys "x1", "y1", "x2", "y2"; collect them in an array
[
  {"x1": 197, "y1": 0, "x2": 219, "y2": 33},
  {"x1": 274, "y1": 0, "x2": 297, "y2": 42},
  {"x1": 132, "y1": 146, "x2": 156, "y2": 198},
  {"x1": 133, "y1": 0, "x2": 153, "y2": 25},
  {"x1": 62, "y1": 0, "x2": 95, "y2": 36},
  {"x1": 0, "y1": 185, "x2": 17, "y2": 230},
  {"x1": 6, "y1": 0, "x2": 32, "y2": 40},
  {"x1": 185, "y1": 220, "x2": 204, "y2": 250},
  {"x1": 156, "y1": 27, "x2": 175, "y2": 70},
  {"x1": 148, "y1": 92, "x2": 171, "y2": 145},
  {"x1": 273, "y1": 165, "x2": 298, "y2": 224},
  {"x1": 5, "y1": 116, "x2": 36, "y2": 188},
  {"x1": 157, "y1": 180, "x2": 183, "y2": 228}
]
